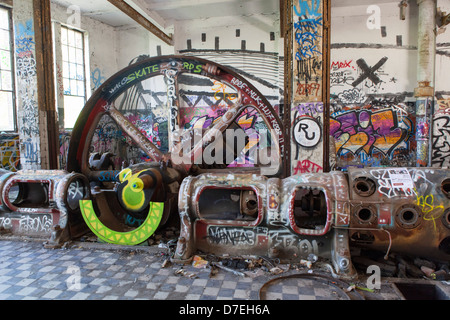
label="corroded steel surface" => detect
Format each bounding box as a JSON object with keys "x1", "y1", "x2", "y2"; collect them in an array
[
  {"x1": 172, "y1": 168, "x2": 450, "y2": 277},
  {"x1": 0, "y1": 170, "x2": 90, "y2": 241},
  {"x1": 172, "y1": 172, "x2": 357, "y2": 278},
  {"x1": 347, "y1": 167, "x2": 450, "y2": 262}
]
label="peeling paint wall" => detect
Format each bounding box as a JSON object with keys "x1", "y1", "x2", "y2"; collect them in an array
[
  {"x1": 330, "y1": 0, "x2": 450, "y2": 170},
  {"x1": 330, "y1": 1, "x2": 419, "y2": 169}
]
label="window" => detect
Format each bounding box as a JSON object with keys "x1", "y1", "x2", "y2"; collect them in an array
[
  {"x1": 61, "y1": 26, "x2": 86, "y2": 129},
  {"x1": 0, "y1": 7, "x2": 15, "y2": 132}
]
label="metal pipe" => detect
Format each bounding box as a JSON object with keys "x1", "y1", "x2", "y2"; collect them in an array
[{"x1": 414, "y1": 0, "x2": 437, "y2": 167}]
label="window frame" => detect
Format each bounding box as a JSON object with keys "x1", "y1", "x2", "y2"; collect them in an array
[
  {"x1": 60, "y1": 24, "x2": 88, "y2": 130},
  {"x1": 0, "y1": 5, "x2": 17, "y2": 133}
]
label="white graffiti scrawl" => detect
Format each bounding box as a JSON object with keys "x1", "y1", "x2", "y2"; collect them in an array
[
  {"x1": 19, "y1": 215, "x2": 53, "y2": 233},
  {"x1": 370, "y1": 168, "x2": 416, "y2": 198}
]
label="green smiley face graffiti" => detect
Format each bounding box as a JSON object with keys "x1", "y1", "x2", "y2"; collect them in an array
[{"x1": 79, "y1": 200, "x2": 164, "y2": 246}]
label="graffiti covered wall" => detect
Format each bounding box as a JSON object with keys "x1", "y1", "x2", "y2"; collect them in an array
[
  {"x1": 329, "y1": 56, "x2": 417, "y2": 168},
  {"x1": 0, "y1": 134, "x2": 20, "y2": 171},
  {"x1": 432, "y1": 0, "x2": 450, "y2": 168},
  {"x1": 291, "y1": 0, "x2": 325, "y2": 174},
  {"x1": 330, "y1": 2, "x2": 419, "y2": 169},
  {"x1": 13, "y1": 0, "x2": 41, "y2": 170}
]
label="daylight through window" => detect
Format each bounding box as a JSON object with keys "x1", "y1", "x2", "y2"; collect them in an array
[
  {"x1": 61, "y1": 26, "x2": 86, "y2": 129},
  {"x1": 0, "y1": 7, "x2": 15, "y2": 132}
]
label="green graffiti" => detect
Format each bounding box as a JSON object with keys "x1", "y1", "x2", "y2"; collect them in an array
[
  {"x1": 79, "y1": 200, "x2": 164, "y2": 245},
  {"x1": 118, "y1": 168, "x2": 148, "y2": 211},
  {"x1": 126, "y1": 64, "x2": 160, "y2": 84}
]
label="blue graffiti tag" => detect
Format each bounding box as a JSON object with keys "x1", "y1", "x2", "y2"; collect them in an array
[
  {"x1": 15, "y1": 20, "x2": 35, "y2": 56},
  {"x1": 294, "y1": 17, "x2": 323, "y2": 61},
  {"x1": 294, "y1": 0, "x2": 321, "y2": 18},
  {"x1": 91, "y1": 68, "x2": 105, "y2": 90}
]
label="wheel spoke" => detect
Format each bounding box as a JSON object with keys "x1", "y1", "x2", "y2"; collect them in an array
[
  {"x1": 190, "y1": 100, "x2": 245, "y2": 166},
  {"x1": 106, "y1": 103, "x2": 164, "y2": 163}
]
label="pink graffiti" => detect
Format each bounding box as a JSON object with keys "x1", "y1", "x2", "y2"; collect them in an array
[
  {"x1": 331, "y1": 60, "x2": 356, "y2": 71},
  {"x1": 293, "y1": 160, "x2": 323, "y2": 175},
  {"x1": 330, "y1": 108, "x2": 412, "y2": 158}
]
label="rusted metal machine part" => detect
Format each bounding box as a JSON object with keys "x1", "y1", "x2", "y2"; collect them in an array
[
  {"x1": 106, "y1": 104, "x2": 166, "y2": 165},
  {"x1": 172, "y1": 172, "x2": 357, "y2": 279},
  {"x1": 173, "y1": 167, "x2": 450, "y2": 278},
  {"x1": 77, "y1": 162, "x2": 181, "y2": 245},
  {"x1": 1, "y1": 52, "x2": 448, "y2": 281},
  {"x1": 0, "y1": 169, "x2": 91, "y2": 246},
  {"x1": 66, "y1": 55, "x2": 285, "y2": 178},
  {"x1": 57, "y1": 55, "x2": 285, "y2": 247},
  {"x1": 347, "y1": 167, "x2": 450, "y2": 263}
]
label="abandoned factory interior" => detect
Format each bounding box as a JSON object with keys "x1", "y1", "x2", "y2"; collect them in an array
[{"x1": 0, "y1": 0, "x2": 449, "y2": 303}]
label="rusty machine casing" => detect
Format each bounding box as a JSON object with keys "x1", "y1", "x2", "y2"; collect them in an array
[
  {"x1": 347, "y1": 167, "x2": 450, "y2": 263},
  {"x1": 172, "y1": 167, "x2": 450, "y2": 278},
  {"x1": 0, "y1": 170, "x2": 90, "y2": 244},
  {"x1": 172, "y1": 172, "x2": 357, "y2": 279}
]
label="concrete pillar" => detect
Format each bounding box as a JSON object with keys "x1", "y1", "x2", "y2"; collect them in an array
[
  {"x1": 414, "y1": 0, "x2": 437, "y2": 167},
  {"x1": 289, "y1": 0, "x2": 330, "y2": 175},
  {"x1": 13, "y1": 0, "x2": 41, "y2": 170},
  {"x1": 13, "y1": 0, "x2": 58, "y2": 170}
]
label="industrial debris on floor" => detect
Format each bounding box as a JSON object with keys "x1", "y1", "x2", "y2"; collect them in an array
[{"x1": 60, "y1": 221, "x2": 450, "y2": 300}]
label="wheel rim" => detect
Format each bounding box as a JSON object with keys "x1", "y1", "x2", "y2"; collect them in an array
[{"x1": 67, "y1": 55, "x2": 285, "y2": 177}]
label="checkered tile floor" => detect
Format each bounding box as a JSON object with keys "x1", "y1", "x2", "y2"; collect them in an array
[{"x1": 0, "y1": 238, "x2": 409, "y2": 301}]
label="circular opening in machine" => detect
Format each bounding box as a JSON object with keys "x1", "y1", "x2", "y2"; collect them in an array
[
  {"x1": 441, "y1": 179, "x2": 450, "y2": 199},
  {"x1": 396, "y1": 206, "x2": 421, "y2": 229},
  {"x1": 402, "y1": 210, "x2": 415, "y2": 222},
  {"x1": 353, "y1": 178, "x2": 376, "y2": 197},
  {"x1": 443, "y1": 209, "x2": 450, "y2": 229},
  {"x1": 358, "y1": 208, "x2": 373, "y2": 222},
  {"x1": 247, "y1": 199, "x2": 257, "y2": 211}
]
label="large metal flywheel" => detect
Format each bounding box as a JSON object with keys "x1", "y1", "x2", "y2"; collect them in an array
[{"x1": 66, "y1": 55, "x2": 285, "y2": 245}]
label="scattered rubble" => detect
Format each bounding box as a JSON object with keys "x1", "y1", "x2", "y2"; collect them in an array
[
  {"x1": 78, "y1": 227, "x2": 450, "y2": 283},
  {"x1": 192, "y1": 256, "x2": 208, "y2": 269},
  {"x1": 351, "y1": 249, "x2": 450, "y2": 281},
  {"x1": 171, "y1": 254, "x2": 324, "y2": 279},
  {"x1": 174, "y1": 268, "x2": 197, "y2": 279},
  {"x1": 161, "y1": 259, "x2": 171, "y2": 268}
]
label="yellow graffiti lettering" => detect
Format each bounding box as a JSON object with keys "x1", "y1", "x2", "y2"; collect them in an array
[{"x1": 416, "y1": 192, "x2": 444, "y2": 230}]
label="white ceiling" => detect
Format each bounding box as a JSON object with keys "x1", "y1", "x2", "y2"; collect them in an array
[
  {"x1": 51, "y1": 0, "x2": 144, "y2": 27},
  {"x1": 51, "y1": 0, "x2": 280, "y2": 30},
  {"x1": 50, "y1": 0, "x2": 402, "y2": 31}
]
